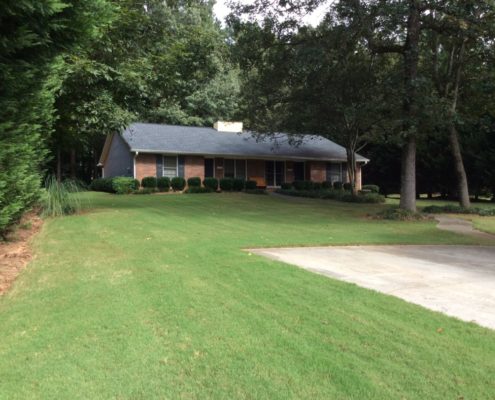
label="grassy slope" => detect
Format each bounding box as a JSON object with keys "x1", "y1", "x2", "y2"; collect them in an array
[{"x1": 1, "y1": 192, "x2": 494, "y2": 399}]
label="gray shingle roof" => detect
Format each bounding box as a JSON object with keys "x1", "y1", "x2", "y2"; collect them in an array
[{"x1": 121, "y1": 123, "x2": 369, "y2": 162}]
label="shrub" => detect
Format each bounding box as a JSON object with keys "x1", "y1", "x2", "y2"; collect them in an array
[
  {"x1": 293, "y1": 180, "x2": 315, "y2": 191},
  {"x1": 232, "y1": 178, "x2": 245, "y2": 191},
  {"x1": 187, "y1": 177, "x2": 201, "y2": 187},
  {"x1": 245, "y1": 189, "x2": 267, "y2": 195},
  {"x1": 333, "y1": 181, "x2": 343, "y2": 190},
  {"x1": 313, "y1": 182, "x2": 322, "y2": 190},
  {"x1": 90, "y1": 178, "x2": 114, "y2": 193},
  {"x1": 422, "y1": 205, "x2": 495, "y2": 216},
  {"x1": 362, "y1": 184, "x2": 380, "y2": 194},
  {"x1": 156, "y1": 177, "x2": 170, "y2": 192},
  {"x1": 203, "y1": 177, "x2": 219, "y2": 191},
  {"x1": 171, "y1": 177, "x2": 186, "y2": 191},
  {"x1": 321, "y1": 181, "x2": 332, "y2": 190},
  {"x1": 185, "y1": 187, "x2": 213, "y2": 194},
  {"x1": 141, "y1": 176, "x2": 157, "y2": 188},
  {"x1": 375, "y1": 208, "x2": 427, "y2": 221},
  {"x1": 343, "y1": 182, "x2": 352, "y2": 191},
  {"x1": 219, "y1": 178, "x2": 233, "y2": 191},
  {"x1": 134, "y1": 187, "x2": 156, "y2": 195},
  {"x1": 112, "y1": 177, "x2": 139, "y2": 194},
  {"x1": 42, "y1": 176, "x2": 82, "y2": 217},
  {"x1": 245, "y1": 180, "x2": 257, "y2": 190},
  {"x1": 280, "y1": 182, "x2": 292, "y2": 190}
]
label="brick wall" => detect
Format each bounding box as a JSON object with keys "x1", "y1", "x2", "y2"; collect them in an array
[
  {"x1": 135, "y1": 153, "x2": 156, "y2": 182},
  {"x1": 310, "y1": 161, "x2": 326, "y2": 182},
  {"x1": 184, "y1": 156, "x2": 204, "y2": 183}
]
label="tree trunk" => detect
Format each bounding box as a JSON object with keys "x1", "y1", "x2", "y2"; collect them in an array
[
  {"x1": 449, "y1": 125, "x2": 470, "y2": 208},
  {"x1": 399, "y1": 135, "x2": 417, "y2": 211},
  {"x1": 56, "y1": 147, "x2": 62, "y2": 183},
  {"x1": 346, "y1": 148, "x2": 358, "y2": 196},
  {"x1": 70, "y1": 148, "x2": 76, "y2": 180},
  {"x1": 399, "y1": 1, "x2": 421, "y2": 212}
]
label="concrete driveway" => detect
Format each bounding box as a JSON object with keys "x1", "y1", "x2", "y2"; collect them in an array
[{"x1": 249, "y1": 245, "x2": 495, "y2": 330}]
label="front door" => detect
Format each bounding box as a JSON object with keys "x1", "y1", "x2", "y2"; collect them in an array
[{"x1": 265, "y1": 161, "x2": 284, "y2": 186}]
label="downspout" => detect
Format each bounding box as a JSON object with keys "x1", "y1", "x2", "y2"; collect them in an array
[{"x1": 133, "y1": 151, "x2": 139, "y2": 179}]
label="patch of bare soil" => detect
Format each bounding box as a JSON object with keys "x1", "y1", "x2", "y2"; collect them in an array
[{"x1": 0, "y1": 212, "x2": 43, "y2": 295}]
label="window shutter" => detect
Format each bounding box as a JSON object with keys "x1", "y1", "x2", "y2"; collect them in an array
[
  {"x1": 156, "y1": 155, "x2": 163, "y2": 177},
  {"x1": 178, "y1": 155, "x2": 185, "y2": 178}
]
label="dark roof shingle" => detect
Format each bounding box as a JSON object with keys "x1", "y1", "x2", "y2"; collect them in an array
[{"x1": 121, "y1": 123, "x2": 368, "y2": 162}]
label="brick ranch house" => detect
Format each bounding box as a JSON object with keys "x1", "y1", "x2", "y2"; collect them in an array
[{"x1": 98, "y1": 121, "x2": 369, "y2": 188}]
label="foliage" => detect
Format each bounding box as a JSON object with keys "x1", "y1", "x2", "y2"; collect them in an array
[
  {"x1": 0, "y1": 0, "x2": 114, "y2": 235},
  {"x1": 219, "y1": 178, "x2": 234, "y2": 191},
  {"x1": 134, "y1": 188, "x2": 157, "y2": 195},
  {"x1": 171, "y1": 177, "x2": 186, "y2": 191},
  {"x1": 41, "y1": 176, "x2": 82, "y2": 217},
  {"x1": 245, "y1": 180, "x2": 258, "y2": 190},
  {"x1": 90, "y1": 178, "x2": 114, "y2": 193},
  {"x1": 333, "y1": 181, "x2": 343, "y2": 190},
  {"x1": 277, "y1": 189, "x2": 385, "y2": 204},
  {"x1": 280, "y1": 182, "x2": 292, "y2": 190},
  {"x1": 185, "y1": 187, "x2": 214, "y2": 194},
  {"x1": 293, "y1": 181, "x2": 313, "y2": 191},
  {"x1": 232, "y1": 178, "x2": 245, "y2": 191},
  {"x1": 423, "y1": 205, "x2": 495, "y2": 217},
  {"x1": 187, "y1": 177, "x2": 202, "y2": 187},
  {"x1": 374, "y1": 208, "x2": 428, "y2": 221},
  {"x1": 244, "y1": 189, "x2": 268, "y2": 195},
  {"x1": 362, "y1": 184, "x2": 380, "y2": 194},
  {"x1": 343, "y1": 183, "x2": 352, "y2": 191},
  {"x1": 112, "y1": 177, "x2": 139, "y2": 195},
  {"x1": 321, "y1": 181, "x2": 332, "y2": 190},
  {"x1": 203, "y1": 177, "x2": 219, "y2": 191},
  {"x1": 141, "y1": 177, "x2": 157, "y2": 188},
  {"x1": 156, "y1": 177, "x2": 171, "y2": 192}
]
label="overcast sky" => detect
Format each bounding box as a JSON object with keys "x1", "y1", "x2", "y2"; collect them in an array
[{"x1": 213, "y1": 0, "x2": 329, "y2": 27}]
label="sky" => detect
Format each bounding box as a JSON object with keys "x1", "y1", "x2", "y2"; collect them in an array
[{"x1": 213, "y1": 0, "x2": 329, "y2": 27}]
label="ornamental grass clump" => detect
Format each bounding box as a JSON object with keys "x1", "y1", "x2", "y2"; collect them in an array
[{"x1": 42, "y1": 176, "x2": 82, "y2": 217}]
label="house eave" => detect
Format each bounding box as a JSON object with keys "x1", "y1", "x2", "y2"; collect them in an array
[{"x1": 129, "y1": 148, "x2": 369, "y2": 163}]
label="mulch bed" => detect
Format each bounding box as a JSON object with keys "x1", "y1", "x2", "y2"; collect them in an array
[{"x1": 0, "y1": 212, "x2": 44, "y2": 295}]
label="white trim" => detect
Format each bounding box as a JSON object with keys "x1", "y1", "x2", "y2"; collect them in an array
[
  {"x1": 129, "y1": 149, "x2": 362, "y2": 163},
  {"x1": 102, "y1": 167, "x2": 105, "y2": 178}
]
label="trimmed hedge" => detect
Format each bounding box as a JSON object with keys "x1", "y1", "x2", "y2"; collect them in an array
[
  {"x1": 245, "y1": 189, "x2": 267, "y2": 195},
  {"x1": 219, "y1": 178, "x2": 233, "y2": 191},
  {"x1": 276, "y1": 188, "x2": 385, "y2": 204},
  {"x1": 232, "y1": 178, "x2": 245, "y2": 191},
  {"x1": 157, "y1": 177, "x2": 170, "y2": 192},
  {"x1": 112, "y1": 177, "x2": 139, "y2": 194},
  {"x1": 187, "y1": 177, "x2": 201, "y2": 187},
  {"x1": 321, "y1": 181, "x2": 332, "y2": 190},
  {"x1": 245, "y1": 180, "x2": 257, "y2": 190},
  {"x1": 423, "y1": 205, "x2": 495, "y2": 216},
  {"x1": 362, "y1": 184, "x2": 380, "y2": 194},
  {"x1": 280, "y1": 182, "x2": 292, "y2": 190},
  {"x1": 141, "y1": 176, "x2": 157, "y2": 188},
  {"x1": 185, "y1": 187, "x2": 213, "y2": 194},
  {"x1": 90, "y1": 178, "x2": 114, "y2": 193},
  {"x1": 171, "y1": 177, "x2": 186, "y2": 191},
  {"x1": 333, "y1": 181, "x2": 343, "y2": 190},
  {"x1": 203, "y1": 177, "x2": 218, "y2": 191},
  {"x1": 343, "y1": 182, "x2": 352, "y2": 191}
]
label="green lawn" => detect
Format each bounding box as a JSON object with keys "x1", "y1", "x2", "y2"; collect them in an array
[{"x1": 1, "y1": 192, "x2": 494, "y2": 399}]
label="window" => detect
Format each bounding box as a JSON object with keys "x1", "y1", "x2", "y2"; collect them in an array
[
  {"x1": 265, "y1": 161, "x2": 284, "y2": 186},
  {"x1": 223, "y1": 159, "x2": 246, "y2": 179},
  {"x1": 204, "y1": 158, "x2": 214, "y2": 178},
  {"x1": 163, "y1": 156, "x2": 177, "y2": 178},
  {"x1": 224, "y1": 159, "x2": 235, "y2": 178},
  {"x1": 293, "y1": 162, "x2": 305, "y2": 181},
  {"x1": 326, "y1": 163, "x2": 342, "y2": 183},
  {"x1": 235, "y1": 160, "x2": 246, "y2": 179}
]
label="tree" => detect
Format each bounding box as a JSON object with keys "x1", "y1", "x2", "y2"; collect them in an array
[{"x1": 0, "y1": 0, "x2": 114, "y2": 234}]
